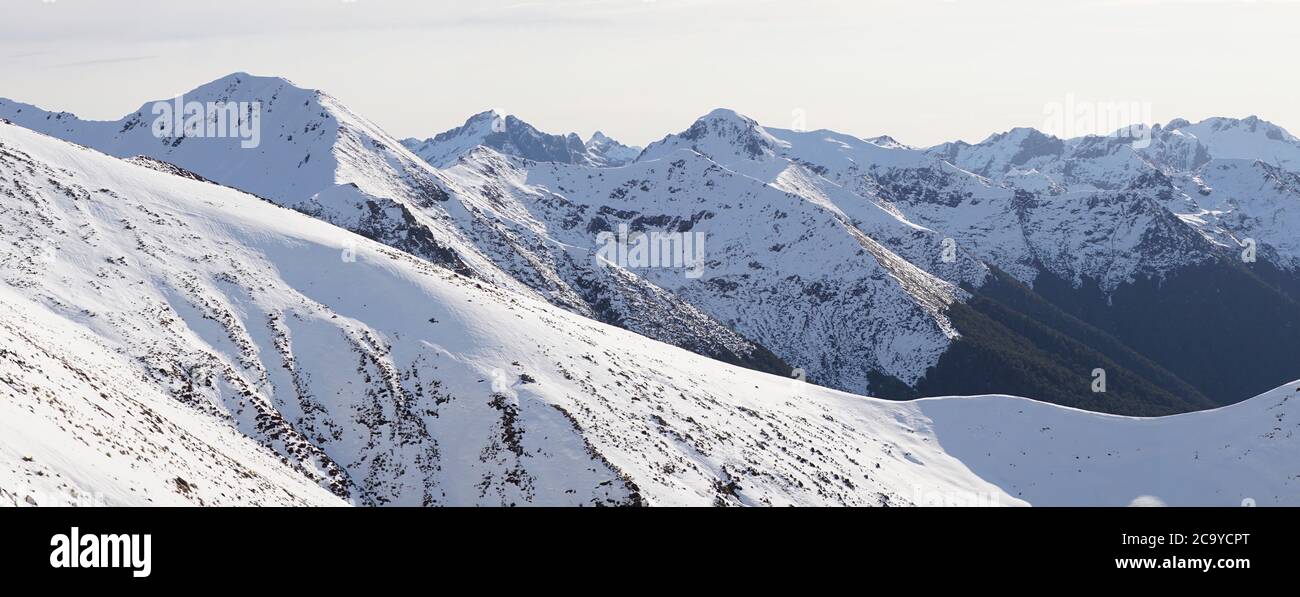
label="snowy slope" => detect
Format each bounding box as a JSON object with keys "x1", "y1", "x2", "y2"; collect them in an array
[
  {"x1": 6, "y1": 120, "x2": 1296, "y2": 506},
  {"x1": 0, "y1": 120, "x2": 974, "y2": 506},
  {"x1": 1166, "y1": 159, "x2": 1300, "y2": 270},
  {"x1": 918, "y1": 383, "x2": 1300, "y2": 506},
  {"x1": 0, "y1": 121, "x2": 630, "y2": 506},
  {"x1": 0, "y1": 75, "x2": 785, "y2": 383},
  {"x1": 428, "y1": 108, "x2": 996, "y2": 393},
  {"x1": 0, "y1": 286, "x2": 346, "y2": 507},
  {"x1": 442, "y1": 144, "x2": 976, "y2": 393}
]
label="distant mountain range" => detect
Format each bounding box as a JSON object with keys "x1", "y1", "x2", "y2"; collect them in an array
[{"x1": 400, "y1": 109, "x2": 642, "y2": 168}]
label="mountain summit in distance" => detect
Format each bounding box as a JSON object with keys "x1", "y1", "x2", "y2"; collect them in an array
[{"x1": 400, "y1": 109, "x2": 642, "y2": 168}]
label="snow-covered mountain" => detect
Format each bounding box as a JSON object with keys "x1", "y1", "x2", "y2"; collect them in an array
[
  {"x1": 360, "y1": 97, "x2": 1300, "y2": 410},
  {"x1": 0, "y1": 73, "x2": 486, "y2": 278},
  {"x1": 440, "y1": 143, "x2": 982, "y2": 395},
  {"x1": 2, "y1": 120, "x2": 1297, "y2": 506},
  {"x1": 631, "y1": 109, "x2": 1230, "y2": 293},
  {"x1": 404, "y1": 106, "x2": 991, "y2": 393},
  {"x1": 5, "y1": 74, "x2": 1300, "y2": 412},
  {"x1": 584, "y1": 131, "x2": 642, "y2": 167},
  {"x1": 626, "y1": 108, "x2": 1300, "y2": 406},
  {"x1": 400, "y1": 110, "x2": 641, "y2": 168},
  {"x1": 418, "y1": 108, "x2": 995, "y2": 396},
  {"x1": 0, "y1": 75, "x2": 788, "y2": 382},
  {"x1": 1168, "y1": 116, "x2": 1300, "y2": 172},
  {"x1": 921, "y1": 116, "x2": 1300, "y2": 283},
  {"x1": 1169, "y1": 159, "x2": 1300, "y2": 272}
]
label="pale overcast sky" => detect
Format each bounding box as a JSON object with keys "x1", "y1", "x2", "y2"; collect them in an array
[{"x1": 2, "y1": 0, "x2": 1297, "y2": 147}]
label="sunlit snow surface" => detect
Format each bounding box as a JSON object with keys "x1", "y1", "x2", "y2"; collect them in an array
[{"x1": 2, "y1": 122, "x2": 1296, "y2": 507}]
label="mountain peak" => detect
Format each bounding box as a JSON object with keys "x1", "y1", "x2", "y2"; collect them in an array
[
  {"x1": 405, "y1": 110, "x2": 642, "y2": 168},
  {"x1": 866, "y1": 134, "x2": 910, "y2": 149},
  {"x1": 210, "y1": 71, "x2": 298, "y2": 86},
  {"x1": 699, "y1": 107, "x2": 755, "y2": 123},
  {"x1": 1165, "y1": 115, "x2": 1300, "y2": 169},
  {"x1": 688, "y1": 108, "x2": 773, "y2": 137},
  {"x1": 1184, "y1": 115, "x2": 1296, "y2": 139},
  {"x1": 583, "y1": 130, "x2": 641, "y2": 166},
  {"x1": 636, "y1": 108, "x2": 784, "y2": 163},
  {"x1": 465, "y1": 108, "x2": 508, "y2": 124},
  {"x1": 980, "y1": 126, "x2": 1060, "y2": 145},
  {"x1": 179, "y1": 71, "x2": 313, "y2": 100}
]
